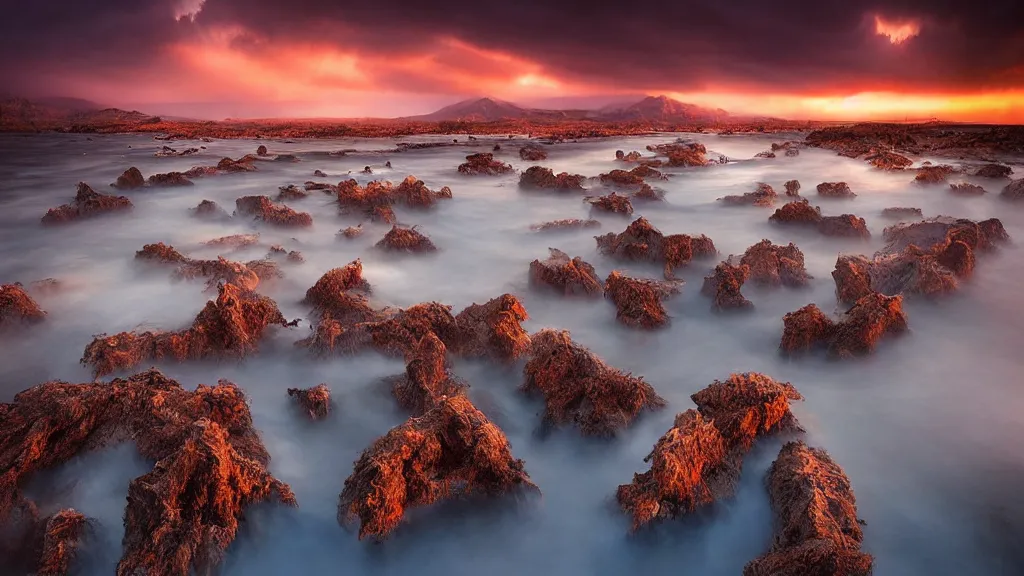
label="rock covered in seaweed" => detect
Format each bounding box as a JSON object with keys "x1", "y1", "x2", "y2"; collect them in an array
[
  {"x1": 701, "y1": 262, "x2": 753, "y2": 311},
  {"x1": 518, "y1": 167, "x2": 586, "y2": 190},
  {"x1": 743, "y1": 441, "x2": 872, "y2": 576},
  {"x1": 690, "y1": 373, "x2": 804, "y2": 451},
  {"x1": 604, "y1": 271, "x2": 681, "y2": 328},
  {"x1": 457, "y1": 153, "x2": 513, "y2": 175},
  {"x1": 190, "y1": 199, "x2": 229, "y2": 220},
  {"x1": 530, "y1": 219, "x2": 600, "y2": 232},
  {"x1": 519, "y1": 144, "x2": 547, "y2": 161},
  {"x1": 0, "y1": 284, "x2": 47, "y2": 327},
  {"x1": 375, "y1": 225, "x2": 437, "y2": 253},
  {"x1": 816, "y1": 182, "x2": 856, "y2": 199},
  {"x1": 287, "y1": 384, "x2": 332, "y2": 420},
  {"x1": 337, "y1": 395, "x2": 536, "y2": 540},
  {"x1": 586, "y1": 192, "x2": 634, "y2": 215},
  {"x1": 596, "y1": 217, "x2": 716, "y2": 279},
  {"x1": 779, "y1": 293, "x2": 908, "y2": 358},
  {"x1": 739, "y1": 240, "x2": 811, "y2": 287},
  {"x1": 453, "y1": 294, "x2": 531, "y2": 362},
  {"x1": 784, "y1": 180, "x2": 801, "y2": 196},
  {"x1": 529, "y1": 248, "x2": 602, "y2": 296},
  {"x1": 522, "y1": 329, "x2": 666, "y2": 436},
  {"x1": 235, "y1": 195, "x2": 313, "y2": 227},
  {"x1": 718, "y1": 182, "x2": 777, "y2": 207},
  {"x1": 41, "y1": 183, "x2": 133, "y2": 225},
  {"x1": 388, "y1": 333, "x2": 465, "y2": 416}
]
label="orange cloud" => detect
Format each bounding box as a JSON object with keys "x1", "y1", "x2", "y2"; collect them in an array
[{"x1": 874, "y1": 15, "x2": 922, "y2": 45}]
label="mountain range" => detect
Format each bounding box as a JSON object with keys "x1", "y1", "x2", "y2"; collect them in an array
[{"x1": 405, "y1": 95, "x2": 730, "y2": 123}]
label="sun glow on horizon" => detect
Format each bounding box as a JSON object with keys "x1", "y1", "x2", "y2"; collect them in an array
[{"x1": 874, "y1": 15, "x2": 922, "y2": 45}]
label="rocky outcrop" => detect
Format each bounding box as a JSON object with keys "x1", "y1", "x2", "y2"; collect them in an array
[
  {"x1": 701, "y1": 262, "x2": 752, "y2": 310},
  {"x1": 0, "y1": 284, "x2": 47, "y2": 327},
  {"x1": 818, "y1": 214, "x2": 871, "y2": 239},
  {"x1": 81, "y1": 283, "x2": 294, "y2": 377},
  {"x1": 784, "y1": 180, "x2": 801, "y2": 196},
  {"x1": 769, "y1": 199, "x2": 822, "y2": 225},
  {"x1": 530, "y1": 218, "x2": 600, "y2": 232},
  {"x1": 303, "y1": 260, "x2": 371, "y2": 312},
  {"x1": 529, "y1": 248, "x2": 603, "y2": 296},
  {"x1": 719, "y1": 183, "x2": 777, "y2": 207},
  {"x1": 866, "y1": 150, "x2": 912, "y2": 170},
  {"x1": 190, "y1": 200, "x2": 229, "y2": 220},
  {"x1": 618, "y1": 373, "x2": 803, "y2": 531},
  {"x1": 135, "y1": 242, "x2": 189, "y2": 264},
  {"x1": 949, "y1": 183, "x2": 986, "y2": 195},
  {"x1": 519, "y1": 144, "x2": 547, "y2": 161},
  {"x1": 287, "y1": 384, "x2": 332, "y2": 420},
  {"x1": 338, "y1": 395, "x2": 536, "y2": 540},
  {"x1": 453, "y1": 294, "x2": 531, "y2": 362},
  {"x1": 816, "y1": 182, "x2": 856, "y2": 199},
  {"x1": 586, "y1": 192, "x2": 634, "y2": 215},
  {"x1": 276, "y1": 184, "x2": 310, "y2": 202},
  {"x1": 518, "y1": 167, "x2": 586, "y2": 190},
  {"x1": 739, "y1": 240, "x2": 811, "y2": 287},
  {"x1": 375, "y1": 225, "x2": 437, "y2": 253},
  {"x1": 235, "y1": 195, "x2": 313, "y2": 227},
  {"x1": 975, "y1": 163, "x2": 1012, "y2": 178},
  {"x1": 256, "y1": 145, "x2": 268, "y2": 156},
  {"x1": 779, "y1": 293, "x2": 908, "y2": 358},
  {"x1": 147, "y1": 171, "x2": 194, "y2": 187},
  {"x1": 596, "y1": 217, "x2": 716, "y2": 279},
  {"x1": 743, "y1": 442, "x2": 872, "y2": 576},
  {"x1": 339, "y1": 225, "x2": 363, "y2": 239},
  {"x1": 769, "y1": 200, "x2": 869, "y2": 238},
  {"x1": 914, "y1": 165, "x2": 956, "y2": 184},
  {"x1": 392, "y1": 175, "x2": 453, "y2": 207},
  {"x1": 457, "y1": 153, "x2": 513, "y2": 175},
  {"x1": 755, "y1": 150, "x2": 776, "y2": 159},
  {"x1": 522, "y1": 329, "x2": 666, "y2": 436},
  {"x1": 1001, "y1": 178, "x2": 1024, "y2": 200},
  {"x1": 604, "y1": 271, "x2": 682, "y2": 328},
  {"x1": 113, "y1": 167, "x2": 145, "y2": 189},
  {"x1": 388, "y1": 333, "x2": 465, "y2": 416},
  {"x1": 646, "y1": 140, "x2": 708, "y2": 167},
  {"x1": 0, "y1": 370, "x2": 295, "y2": 575},
  {"x1": 41, "y1": 183, "x2": 133, "y2": 225}
]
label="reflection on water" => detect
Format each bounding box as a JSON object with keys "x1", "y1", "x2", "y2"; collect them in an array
[{"x1": 1, "y1": 132, "x2": 1022, "y2": 575}]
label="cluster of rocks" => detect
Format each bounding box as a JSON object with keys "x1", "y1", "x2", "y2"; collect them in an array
[
  {"x1": 596, "y1": 217, "x2": 717, "y2": 279},
  {"x1": 769, "y1": 199, "x2": 871, "y2": 239},
  {"x1": 518, "y1": 166, "x2": 586, "y2": 190},
  {"x1": 235, "y1": 195, "x2": 313, "y2": 227},
  {"x1": 701, "y1": 240, "x2": 811, "y2": 311},
  {"x1": 0, "y1": 283, "x2": 47, "y2": 327},
  {"x1": 112, "y1": 166, "x2": 194, "y2": 189},
  {"x1": 645, "y1": 139, "x2": 709, "y2": 167},
  {"x1": 336, "y1": 176, "x2": 452, "y2": 224},
  {"x1": 457, "y1": 153, "x2": 513, "y2": 175},
  {"x1": 41, "y1": 182, "x2": 133, "y2": 225},
  {"x1": 781, "y1": 293, "x2": 909, "y2": 358}
]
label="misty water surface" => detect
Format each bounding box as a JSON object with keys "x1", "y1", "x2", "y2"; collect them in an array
[{"x1": 1, "y1": 132, "x2": 1023, "y2": 575}]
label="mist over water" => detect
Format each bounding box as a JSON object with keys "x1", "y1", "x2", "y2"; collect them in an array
[{"x1": 1, "y1": 132, "x2": 1023, "y2": 575}]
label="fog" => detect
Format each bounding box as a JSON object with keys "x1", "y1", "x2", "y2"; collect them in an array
[{"x1": 1, "y1": 132, "x2": 1023, "y2": 575}]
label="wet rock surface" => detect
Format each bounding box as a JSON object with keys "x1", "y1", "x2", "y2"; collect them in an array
[
  {"x1": 816, "y1": 182, "x2": 856, "y2": 199},
  {"x1": 235, "y1": 195, "x2": 313, "y2": 227},
  {"x1": 530, "y1": 218, "x2": 600, "y2": 232},
  {"x1": 337, "y1": 394, "x2": 536, "y2": 540},
  {"x1": 457, "y1": 153, "x2": 513, "y2": 175},
  {"x1": 784, "y1": 180, "x2": 801, "y2": 196},
  {"x1": 529, "y1": 248, "x2": 603, "y2": 296},
  {"x1": 519, "y1": 144, "x2": 547, "y2": 161},
  {"x1": 388, "y1": 333, "x2": 465, "y2": 416},
  {"x1": 949, "y1": 182, "x2": 986, "y2": 195},
  {"x1": 914, "y1": 164, "x2": 956, "y2": 184},
  {"x1": 866, "y1": 150, "x2": 913, "y2": 170},
  {"x1": 522, "y1": 329, "x2": 666, "y2": 436},
  {"x1": 1001, "y1": 178, "x2": 1024, "y2": 200},
  {"x1": 604, "y1": 271, "x2": 681, "y2": 328},
  {"x1": 739, "y1": 240, "x2": 811, "y2": 287},
  {"x1": 113, "y1": 167, "x2": 145, "y2": 189},
  {"x1": 0, "y1": 284, "x2": 47, "y2": 327},
  {"x1": 719, "y1": 182, "x2": 777, "y2": 207},
  {"x1": 975, "y1": 163, "x2": 1012, "y2": 178},
  {"x1": 586, "y1": 192, "x2": 634, "y2": 215},
  {"x1": 41, "y1": 183, "x2": 133, "y2": 225},
  {"x1": 780, "y1": 293, "x2": 908, "y2": 358},
  {"x1": 287, "y1": 384, "x2": 332, "y2": 420},
  {"x1": 147, "y1": 171, "x2": 194, "y2": 187},
  {"x1": 519, "y1": 167, "x2": 586, "y2": 190},
  {"x1": 596, "y1": 217, "x2": 716, "y2": 279},
  {"x1": 701, "y1": 262, "x2": 753, "y2": 311},
  {"x1": 743, "y1": 441, "x2": 872, "y2": 576},
  {"x1": 375, "y1": 225, "x2": 437, "y2": 253}
]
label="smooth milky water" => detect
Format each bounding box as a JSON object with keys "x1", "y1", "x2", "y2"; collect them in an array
[{"x1": 1, "y1": 132, "x2": 1023, "y2": 575}]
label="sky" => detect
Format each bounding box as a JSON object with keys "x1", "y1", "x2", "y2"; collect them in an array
[{"x1": 2, "y1": 0, "x2": 1023, "y2": 122}]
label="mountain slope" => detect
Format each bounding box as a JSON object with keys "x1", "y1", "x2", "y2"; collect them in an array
[
  {"x1": 599, "y1": 95, "x2": 729, "y2": 122},
  {"x1": 409, "y1": 97, "x2": 531, "y2": 122},
  {"x1": 409, "y1": 94, "x2": 732, "y2": 123}
]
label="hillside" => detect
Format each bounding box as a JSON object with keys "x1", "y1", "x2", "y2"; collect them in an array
[{"x1": 409, "y1": 94, "x2": 731, "y2": 123}]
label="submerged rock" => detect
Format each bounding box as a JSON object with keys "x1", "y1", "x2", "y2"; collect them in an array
[
  {"x1": 780, "y1": 293, "x2": 908, "y2": 358},
  {"x1": 392, "y1": 175, "x2": 453, "y2": 208},
  {"x1": 769, "y1": 199, "x2": 821, "y2": 225},
  {"x1": 0, "y1": 284, "x2": 47, "y2": 327},
  {"x1": 518, "y1": 166, "x2": 586, "y2": 190},
  {"x1": 701, "y1": 262, "x2": 753, "y2": 311},
  {"x1": 113, "y1": 167, "x2": 145, "y2": 189},
  {"x1": 529, "y1": 248, "x2": 603, "y2": 296},
  {"x1": 743, "y1": 441, "x2": 872, "y2": 576},
  {"x1": 375, "y1": 225, "x2": 437, "y2": 253},
  {"x1": 596, "y1": 217, "x2": 716, "y2": 279},
  {"x1": 1001, "y1": 178, "x2": 1024, "y2": 201},
  {"x1": 949, "y1": 182, "x2": 986, "y2": 195},
  {"x1": 522, "y1": 329, "x2": 666, "y2": 436},
  {"x1": 287, "y1": 384, "x2": 332, "y2": 420},
  {"x1": 202, "y1": 233, "x2": 260, "y2": 249},
  {"x1": 41, "y1": 183, "x2": 133, "y2": 225},
  {"x1": 739, "y1": 240, "x2": 811, "y2": 287},
  {"x1": 388, "y1": 333, "x2": 465, "y2": 416},
  {"x1": 530, "y1": 218, "x2": 600, "y2": 232},
  {"x1": 457, "y1": 153, "x2": 513, "y2": 175},
  {"x1": 453, "y1": 294, "x2": 531, "y2": 362},
  {"x1": 719, "y1": 182, "x2": 777, "y2": 207},
  {"x1": 866, "y1": 150, "x2": 912, "y2": 170},
  {"x1": 519, "y1": 144, "x2": 547, "y2": 161},
  {"x1": 646, "y1": 140, "x2": 708, "y2": 167},
  {"x1": 586, "y1": 192, "x2": 634, "y2": 215},
  {"x1": 81, "y1": 283, "x2": 294, "y2": 377},
  {"x1": 818, "y1": 214, "x2": 871, "y2": 239},
  {"x1": 604, "y1": 271, "x2": 682, "y2": 328},
  {"x1": 276, "y1": 184, "x2": 310, "y2": 202},
  {"x1": 880, "y1": 207, "x2": 923, "y2": 220},
  {"x1": 338, "y1": 395, "x2": 536, "y2": 540},
  {"x1": 816, "y1": 182, "x2": 856, "y2": 199},
  {"x1": 784, "y1": 180, "x2": 801, "y2": 196},
  {"x1": 780, "y1": 304, "x2": 835, "y2": 355},
  {"x1": 135, "y1": 242, "x2": 189, "y2": 264},
  {"x1": 147, "y1": 171, "x2": 194, "y2": 187},
  {"x1": 235, "y1": 195, "x2": 313, "y2": 227},
  {"x1": 975, "y1": 163, "x2": 1012, "y2": 178},
  {"x1": 914, "y1": 164, "x2": 956, "y2": 184}
]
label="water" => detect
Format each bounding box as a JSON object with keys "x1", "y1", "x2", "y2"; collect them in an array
[{"x1": 1, "y1": 132, "x2": 1023, "y2": 575}]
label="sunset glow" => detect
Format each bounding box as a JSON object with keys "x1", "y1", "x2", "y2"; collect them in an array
[{"x1": 874, "y1": 15, "x2": 922, "y2": 45}]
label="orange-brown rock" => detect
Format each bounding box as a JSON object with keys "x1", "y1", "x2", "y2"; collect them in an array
[
  {"x1": 914, "y1": 164, "x2": 956, "y2": 184},
  {"x1": 147, "y1": 171, "x2": 194, "y2": 187},
  {"x1": 784, "y1": 180, "x2": 801, "y2": 196},
  {"x1": 33, "y1": 508, "x2": 91, "y2": 576},
  {"x1": 646, "y1": 140, "x2": 708, "y2": 167},
  {"x1": 616, "y1": 150, "x2": 643, "y2": 162},
  {"x1": 866, "y1": 150, "x2": 912, "y2": 170},
  {"x1": 816, "y1": 182, "x2": 856, "y2": 199},
  {"x1": 740, "y1": 240, "x2": 811, "y2": 287},
  {"x1": 287, "y1": 384, "x2": 332, "y2": 420},
  {"x1": 41, "y1": 182, "x2": 133, "y2": 224},
  {"x1": 135, "y1": 242, "x2": 189, "y2": 264},
  {"x1": 743, "y1": 441, "x2": 872, "y2": 576},
  {"x1": 1000, "y1": 178, "x2": 1024, "y2": 200},
  {"x1": 202, "y1": 233, "x2": 260, "y2": 249},
  {"x1": 616, "y1": 410, "x2": 738, "y2": 531},
  {"x1": 305, "y1": 180, "x2": 336, "y2": 193},
  {"x1": 519, "y1": 144, "x2": 547, "y2": 161},
  {"x1": 336, "y1": 179, "x2": 395, "y2": 217},
  {"x1": 256, "y1": 145, "x2": 268, "y2": 156},
  {"x1": 529, "y1": 248, "x2": 602, "y2": 296},
  {"x1": 457, "y1": 152, "x2": 513, "y2": 175},
  {"x1": 0, "y1": 370, "x2": 294, "y2": 575},
  {"x1": 393, "y1": 175, "x2": 453, "y2": 208},
  {"x1": 339, "y1": 225, "x2": 364, "y2": 238},
  {"x1": 719, "y1": 182, "x2": 777, "y2": 207},
  {"x1": 949, "y1": 183, "x2": 986, "y2": 195},
  {"x1": 530, "y1": 218, "x2": 600, "y2": 232},
  {"x1": 337, "y1": 395, "x2": 536, "y2": 540},
  {"x1": 818, "y1": 215, "x2": 871, "y2": 239},
  {"x1": 522, "y1": 329, "x2": 666, "y2": 436},
  {"x1": 690, "y1": 373, "x2": 804, "y2": 451},
  {"x1": 276, "y1": 184, "x2": 310, "y2": 201},
  {"x1": 701, "y1": 262, "x2": 753, "y2": 311},
  {"x1": 518, "y1": 166, "x2": 586, "y2": 190},
  {"x1": 769, "y1": 199, "x2": 822, "y2": 225},
  {"x1": 235, "y1": 195, "x2": 313, "y2": 227},
  {"x1": 975, "y1": 163, "x2": 1012, "y2": 178},
  {"x1": 780, "y1": 304, "x2": 836, "y2": 355},
  {"x1": 214, "y1": 155, "x2": 258, "y2": 173},
  {"x1": 190, "y1": 199, "x2": 229, "y2": 220},
  {"x1": 81, "y1": 283, "x2": 293, "y2": 377},
  {"x1": 596, "y1": 217, "x2": 716, "y2": 279},
  {"x1": 113, "y1": 166, "x2": 145, "y2": 189},
  {"x1": 453, "y1": 294, "x2": 530, "y2": 362},
  {"x1": 605, "y1": 271, "x2": 681, "y2": 328},
  {"x1": 171, "y1": 256, "x2": 266, "y2": 292},
  {"x1": 587, "y1": 192, "x2": 634, "y2": 215},
  {"x1": 633, "y1": 182, "x2": 664, "y2": 201},
  {"x1": 389, "y1": 333, "x2": 466, "y2": 416},
  {"x1": 1, "y1": 284, "x2": 47, "y2": 327},
  {"x1": 303, "y1": 260, "x2": 372, "y2": 313},
  {"x1": 375, "y1": 225, "x2": 437, "y2": 252},
  {"x1": 600, "y1": 169, "x2": 643, "y2": 187},
  {"x1": 880, "y1": 207, "x2": 922, "y2": 220}
]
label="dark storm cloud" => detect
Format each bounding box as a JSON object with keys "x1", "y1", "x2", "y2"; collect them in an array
[{"x1": 2, "y1": 0, "x2": 1023, "y2": 94}]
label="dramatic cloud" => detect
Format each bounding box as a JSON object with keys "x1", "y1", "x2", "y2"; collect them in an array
[{"x1": 2, "y1": 0, "x2": 1022, "y2": 120}]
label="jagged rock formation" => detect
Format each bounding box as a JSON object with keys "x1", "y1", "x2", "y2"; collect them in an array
[
  {"x1": 287, "y1": 384, "x2": 332, "y2": 420},
  {"x1": 701, "y1": 262, "x2": 753, "y2": 310},
  {"x1": 780, "y1": 293, "x2": 909, "y2": 358},
  {"x1": 453, "y1": 294, "x2": 531, "y2": 362},
  {"x1": 596, "y1": 217, "x2": 716, "y2": 279},
  {"x1": 457, "y1": 153, "x2": 513, "y2": 175},
  {"x1": 113, "y1": 167, "x2": 145, "y2": 189},
  {"x1": 784, "y1": 180, "x2": 801, "y2": 196},
  {"x1": 529, "y1": 248, "x2": 603, "y2": 296},
  {"x1": 518, "y1": 167, "x2": 586, "y2": 190},
  {"x1": 0, "y1": 284, "x2": 47, "y2": 327},
  {"x1": 388, "y1": 333, "x2": 466, "y2": 416},
  {"x1": 586, "y1": 192, "x2": 634, "y2": 215},
  {"x1": 604, "y1": 271, "x2": 682, "y2": 328},
  {"x1": 719, "y1": 183, "x2": 777, "y2": 207},
  {"x1": 739, "y1": 240, "x2": 811, "y2": 287},
  {"x1": 816, "y1": 182, "x2": 856, "y2": 199},
  {"x1": 235, "y1": 195, "x2": 313, "y2": 227},
  {"x1": 375, "y1": 226, "x2": 437, "y2": 252},
  {"x1": 41, "y1": 183, "x2": 133, "y2": 224},
  {"x1": 189, "y1": 199, "x2": 229, "y2": 220}
]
